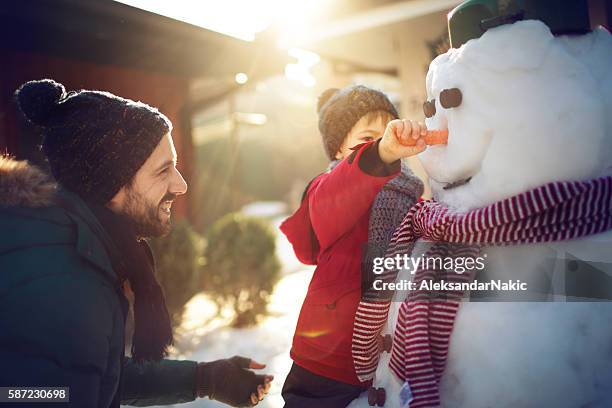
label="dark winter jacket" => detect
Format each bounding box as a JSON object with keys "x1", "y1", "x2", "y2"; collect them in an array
[
  {"x1": 0, "y1": 157, "x2": 197, "y2": 407},
  {"x1": 280, "y1": 141, "x2": 400, "y2": 386}
]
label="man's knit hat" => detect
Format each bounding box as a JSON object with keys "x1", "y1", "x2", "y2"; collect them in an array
[
  {"x1": 14, "y1": 79, "x2": 171, "y2": 204},
  {"x1": 317, "y1": 85, "x2": 399, "y2": 160}
]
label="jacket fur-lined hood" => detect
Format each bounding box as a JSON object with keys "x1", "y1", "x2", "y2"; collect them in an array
[{"x1": 0, "y1": 155, "x2": 57, "y2": 208}]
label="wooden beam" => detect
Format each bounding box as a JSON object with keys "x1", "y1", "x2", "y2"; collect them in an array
[{"x1": 297, "y1": 0, "x2": 461, "y2": 45}]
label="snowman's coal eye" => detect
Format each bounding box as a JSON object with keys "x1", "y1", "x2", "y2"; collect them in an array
[
  {"x1": 423, "y1": 99, "x2": 436, "y2": 118},
  {"x1": 440, "y1": 88, "x2": 462, "y2": 109}
]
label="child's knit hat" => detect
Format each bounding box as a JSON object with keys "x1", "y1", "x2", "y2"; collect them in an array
[
  {"x1": 317, "y1": 85, "x2": 399, "y2": 160},
  {"x1": 14, "y1": 79, "x2": 171, "y2": 204}
]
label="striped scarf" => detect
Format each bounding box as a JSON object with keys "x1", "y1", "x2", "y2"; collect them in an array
[
  {"x1": 362, "y1": 161, "x2": 424, "y2": 297},
  {"x1": 352, "y1": 175, "x2": 612, "y2": 407}
]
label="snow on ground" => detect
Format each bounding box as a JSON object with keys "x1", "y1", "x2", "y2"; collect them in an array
[{"x1": 133, "y1": 209, "x2": 314, "y2": 408}]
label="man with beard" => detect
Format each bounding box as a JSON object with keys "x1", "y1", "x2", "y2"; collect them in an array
[{"x1": 0, "y1": 79, "x2": 272, "y2": 408}]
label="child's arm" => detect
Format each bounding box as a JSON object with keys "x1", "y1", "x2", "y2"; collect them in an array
[{"x1": 308, "y1": 120, "x2": 426, "y2": 250}]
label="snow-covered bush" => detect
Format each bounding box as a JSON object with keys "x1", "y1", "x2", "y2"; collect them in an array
[{"x1": 203, "y1": 213, "x2": 281, "y2": 327}]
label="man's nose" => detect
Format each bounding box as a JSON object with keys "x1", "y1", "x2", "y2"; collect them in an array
[{"x1": 170, "y1": 167, "x2": 188, "y2": 196}]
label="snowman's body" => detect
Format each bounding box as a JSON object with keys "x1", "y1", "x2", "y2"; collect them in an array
[
  {"x1": 350, "y1": 20, "x2": 612, "y2": 408},
  {"x1": 437, "y1": 237, "x2": 612, "y2": 408}
]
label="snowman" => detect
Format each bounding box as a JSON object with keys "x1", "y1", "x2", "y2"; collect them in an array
[{"x1": 349, "y1": 1, "x2": 612, "y2": 407}]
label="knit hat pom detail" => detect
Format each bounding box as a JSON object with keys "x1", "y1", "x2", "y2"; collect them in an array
[
  {"x1": 15, "y1": 79, "x2": 66, "y2": 126},
  {"x1": 317, "y1": 88, "x2": 340, "y2": 113}
]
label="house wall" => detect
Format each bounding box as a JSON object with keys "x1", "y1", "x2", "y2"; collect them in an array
[{"x1": 394, "y1": 12, "x2": 450, "y2": 199}]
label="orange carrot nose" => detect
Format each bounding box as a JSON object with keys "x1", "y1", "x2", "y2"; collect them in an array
[
  {"x1": 397, "y1": 129, "x2": 449, "y2": 146},
  {"x1": 424, "y1": 129, "x2": 449, "y2": 145}
]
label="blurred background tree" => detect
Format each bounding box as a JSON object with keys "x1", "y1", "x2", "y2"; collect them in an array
[
  {"x1": 149, "y1": 220, "x2": 206, "y2": 326},
  {"x1": 203, "y1": 212, "x2": 281, "y2": 327}
]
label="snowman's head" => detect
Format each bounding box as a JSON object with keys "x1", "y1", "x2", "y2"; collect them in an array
[{"x1": 420, "y1": 20, "x2": 612, "y2": 211}]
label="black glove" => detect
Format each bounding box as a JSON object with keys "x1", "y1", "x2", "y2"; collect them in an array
[{"x1": 196, "y1": 356, "x2": 267, "y2": 407}]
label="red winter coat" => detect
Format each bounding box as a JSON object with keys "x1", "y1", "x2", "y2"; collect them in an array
[{"x1": 280, "y1": 141, "x2": 400, "y2": 385}]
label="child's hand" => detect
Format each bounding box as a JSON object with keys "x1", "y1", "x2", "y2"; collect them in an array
[{"x1": 379, "y1": 119, "x2": 427, "y2": 164}]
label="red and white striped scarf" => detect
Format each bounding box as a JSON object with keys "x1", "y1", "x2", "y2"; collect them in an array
[{"x1": 352, "y1": 176, "x2": 612, "y2": 407}]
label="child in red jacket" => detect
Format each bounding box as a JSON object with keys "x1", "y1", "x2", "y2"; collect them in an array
[{"x1": 280, "y1": 85, "x2": 426, "y2": 407}]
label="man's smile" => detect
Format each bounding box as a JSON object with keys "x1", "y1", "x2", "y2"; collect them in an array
[{"x1": 159, "y1": 200, "x2": 173, "y2": 215}]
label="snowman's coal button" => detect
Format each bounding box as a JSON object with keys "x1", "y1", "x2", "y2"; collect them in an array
[
  {"x1": 383, "y1": 334, "x2": 392, "y2": 353},
  {"x1": 423, "y1": 99, "x2": 436, "y2": 118},
  {"x1": 376, "y1": 387, "x2": 386, "y2": 406},
  {"x1": 440, "y1": 88, "x2": 462, "y2": 108},
  {"x1": 368, "y1": 387, "x2": 386, "y2": 406},
  {"x1": 368, "y1": 387, "x2": 377, "y2": 406}
]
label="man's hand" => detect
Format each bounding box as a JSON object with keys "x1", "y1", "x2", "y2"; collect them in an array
[
  {"x1": 197, "y1": 356, "x2": 273, "y2": 407},
  {"x1": 248, "y1": 360, "x2": 273, "y2": 405},
  {"x1": 379, "y1": 119, "x2": 427, "y2": 164}
]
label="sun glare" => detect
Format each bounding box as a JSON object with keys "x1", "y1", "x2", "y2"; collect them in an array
[
  {"x1": 113, "y1": 1, "x2": 324, "y2": 86},
  {"x1": 114, "y1": 0, "x2": 325, "y2": 45}
]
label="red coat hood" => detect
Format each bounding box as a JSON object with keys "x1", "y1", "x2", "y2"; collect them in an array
[{"x1": 279, "y1": 178, "x2": 321, "y2": 265}]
